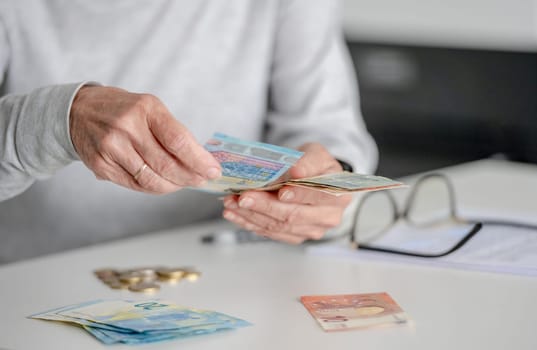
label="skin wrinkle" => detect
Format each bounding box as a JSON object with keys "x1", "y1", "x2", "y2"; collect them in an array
[{"x1": 69, "y1": 86, "x2": 219, "y2": 194}]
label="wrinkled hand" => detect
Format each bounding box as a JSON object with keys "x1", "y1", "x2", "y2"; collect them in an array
[
  {"x1": 70, "y1": 85, "x2": 221, "y2": 193},
  {"x1": 222, "y1": 143, "x2": 352, "y2": 244}
]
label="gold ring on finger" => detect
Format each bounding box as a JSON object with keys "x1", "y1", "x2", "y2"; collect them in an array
[{"x1": 133, "y1": 163, "x2": 148, "y2": 181}]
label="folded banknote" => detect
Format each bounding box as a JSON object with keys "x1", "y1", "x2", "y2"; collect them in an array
[{"x1": 301, "y1": 293, "x2": 409, "y2": 331}]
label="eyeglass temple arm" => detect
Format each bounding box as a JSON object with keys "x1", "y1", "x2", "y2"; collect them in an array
[
  {"x1": 349, "y1": 190, "x2": 399, "y2": 248},
  {"x1": 358, "y1": 222, "x2": 483, "y2": 258},
  {"x1": 401, "y1": 173, "x2": 459, "y2": 221}
]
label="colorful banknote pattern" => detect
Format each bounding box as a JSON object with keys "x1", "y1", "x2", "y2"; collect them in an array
[
  {"x1": 201, "y1": 133, "x2": 404, "y2": 195},
  {"x1": 201, "y1": 133, "x2": 303, "y2": 193},
  {"x1": 30, "y1": 299, "x2": 250, "y2": 345},
  {"x1": 301, "y1": 293, "x2": 408, "y2": 331}
]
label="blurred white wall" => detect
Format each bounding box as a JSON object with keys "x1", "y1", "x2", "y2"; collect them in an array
[{"x1": 342, "y1": 0, "x2": 537, "y2": 52}]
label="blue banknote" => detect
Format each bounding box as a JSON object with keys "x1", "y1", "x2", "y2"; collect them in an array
[
  {"x1": 30, "y1": 299, "x2": 251, "y2": 345},
  {"x1": 201, "y1": 133, "x2": 303, "y2": 193}
]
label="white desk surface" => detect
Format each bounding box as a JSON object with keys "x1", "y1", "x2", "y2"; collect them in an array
[{"x1": 1, "y1": 159, "x2": 537, "y2": 350}]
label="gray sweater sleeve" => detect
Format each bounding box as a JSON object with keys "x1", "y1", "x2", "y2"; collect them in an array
[
  {"x1": 0, "y1": 17, "x2": 87, "y2": 200},
  {"x1": 0, "y1": 82, "x2": 86, "y2": 201},
  {"x1": 265, "y1": 0, "x2": 378, "y2": 174}
]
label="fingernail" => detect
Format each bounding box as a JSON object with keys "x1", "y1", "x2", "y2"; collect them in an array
[
  {"x1": 238, "y1": 197, "x2": 254, "y2": 209},
  {"x1": 223, "y1": 211, "x2": 236, "y2": 221},
  {"x1": 280, "y1": 190, "x2": 295, "y2": 202},
  {"x1": 206, "y1": 167, "x2": 221, "y2": 180}
]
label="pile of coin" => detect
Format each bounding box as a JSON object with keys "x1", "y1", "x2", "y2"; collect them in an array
[{"x1": 93, "y1": 266, "x2": 201, "y2": 293}]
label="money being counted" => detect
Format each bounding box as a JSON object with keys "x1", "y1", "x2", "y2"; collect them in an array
[
  {"x1": 200, "y1": 133, "x2": 404, "y2": 195},
  {"x1": 30, "y1": 299, "x2": 250, "y2": 345},
  {"x1": 301, "y1": 293, "x2": 409, "y2": 331},
  {"x1": 201, "y1": 133, "x2": 304, "y2": 193}
]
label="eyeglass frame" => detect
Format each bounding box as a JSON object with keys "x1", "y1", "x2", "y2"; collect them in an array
[{"x1": 348, "y1": 173, "x2": 484, "y2": 258}]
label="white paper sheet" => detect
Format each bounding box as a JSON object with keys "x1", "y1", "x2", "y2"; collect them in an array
[{"x1": 309, "y1": 220, "x2": 537, "y2": 277}]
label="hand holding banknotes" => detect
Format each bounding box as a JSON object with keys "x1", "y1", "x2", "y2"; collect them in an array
[
  {"x1": 70, "y1": 85, "x2": 222, "y2": 194},
  {"x1": 222, "y1": 143, "x2": 352, "y2": 244}
]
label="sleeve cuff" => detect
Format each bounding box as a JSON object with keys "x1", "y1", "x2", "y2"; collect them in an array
[{"x1": 16, "y1": 81, "x2": 101, "y2": 178}]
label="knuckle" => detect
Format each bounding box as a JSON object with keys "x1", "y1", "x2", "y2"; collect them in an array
[
  {"x1": 263, "y1": 200, "x2": 276, "y2": 215},
  {"x1": 124, "y1": 93, "x2": 158, "y2": 122},
  {"x1": 168, "y1": 132, "x2": 189, "y2": 154},
  {"x1": 153, "y1": 158, "x2": 176, "y2": 178},
  {"x1": 89, "y1": 158, "x2": 108, "y2": 178},
  {"x1": 284, "y1": 206, "x2": 301, "y2": 224},
  {"x1": 98, "y1": 132, "x2": 121, "y2": 153},
  {"x1": 136, "y1": 168, "x2": 158, "y2": 188},
  {"x1": 265, "y1": 220, "x2": 285, "y2": 233},
  {"x1": 136, "y1": 93, "x2": 159, "y2": 109}
]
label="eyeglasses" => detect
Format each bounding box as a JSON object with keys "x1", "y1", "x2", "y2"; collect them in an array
[{"x1": 347, "y1": 173, "x2": 537, "y2": 258}]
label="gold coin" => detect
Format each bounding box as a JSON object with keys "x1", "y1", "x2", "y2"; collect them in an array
[
  {"x1": 184, "y1": 270, "x2": 201, "y2": 282},
  {"x1": 108, "y1": 281, "x2": 129, "y2": 290},
  {"x1": 128, "y1": 282, "x2": 160, "y2": 293},
  {"x1": 156, "y1": 267, "x2": 186, "y2": 280},
  {"x1": 102, "y1": 276, "x2": 121, "y2": 285},
  {"x1": 133, "y1": 268, "x2": 158, "y2": 279},
  {"x1": 94, "y1": 268, "x2": 118, "y2": 280},
  {"x1": 119, "y1": 271, "x2": 144, "y2": 285}
]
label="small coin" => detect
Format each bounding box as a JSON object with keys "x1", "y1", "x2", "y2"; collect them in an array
[
  {"x1": 133, "y1": 268, "x2": 158, "y2": 279},
  {"x1": 128, "y1": 282, "x2": 160, "y2": 293},
  {"x1": 184, "y1": 270, "x2": 201, "y2": 282},
  {"x1": 94, "y1": 268, "x2": 118, "y2": 280},
  {"x1": 160, "y1": 276, "x2": 183, "y2": 285},
  {"x1": 119, "y1": 271, "x2": 144, "y2": 285},
  {"x1": 108, "y1": 281, "x2": 130, "y2": 290},
  {"x1": 102, "y1": 276, "x2": 121, "y2": 285},
  {"x1": 156, "y1": 267, "x2": 186, "y2": 280}
]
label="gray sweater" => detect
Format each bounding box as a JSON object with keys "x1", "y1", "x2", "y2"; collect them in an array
[{"x1": 0, "y1": 0, "x2": 377, "y2": 263}]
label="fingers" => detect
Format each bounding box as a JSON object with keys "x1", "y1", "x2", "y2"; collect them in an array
[
  {"x1": 239, "y1": 193, "x2": 343, "y2": 227},
  {"x1": 147, "y1": 101, "x2": 221, "y2": 180},
  {"x1": 70, "y1": 86, "x2": 222, "y2": 194},
  {"x1": 222, "y1": 192, "x2": 345, "y2": 242},
  {"x1": 223, "y1": 206, "x2": 328, "y2": 241},
  {"x1": 96, "y1": 140, "x2": 181, "y2": 194},
  {"x1": 277, "y1": 185, "x2": 350, "y2": 206},
  {"x1": 132, "y1": 130, "x2": 207, "y2": 187},
  {"x1": 289, "y1": 143, "x2": 342, "y2": 179},
  {"x1": 218, "y1": 142, "x2": 355, "y2": 245}
]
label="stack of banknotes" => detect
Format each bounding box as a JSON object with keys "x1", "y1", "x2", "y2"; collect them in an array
[
  {"x1": 201, "y1": 133, "x2": 404, "y2": 195},
  {"x1": 30, "y1": 299, "x2": 250, "y2": 345}
]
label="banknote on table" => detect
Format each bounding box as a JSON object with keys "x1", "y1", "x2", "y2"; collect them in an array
[
  {"x1": 30, "y1": 299, "x2": 250, "y2": 345},
  {"x1": 200, "y1": 133, "x2": 404, "y2": 195},
  {"x1": 301, "y1": 293, "x2": 409, "y2": 332}
]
